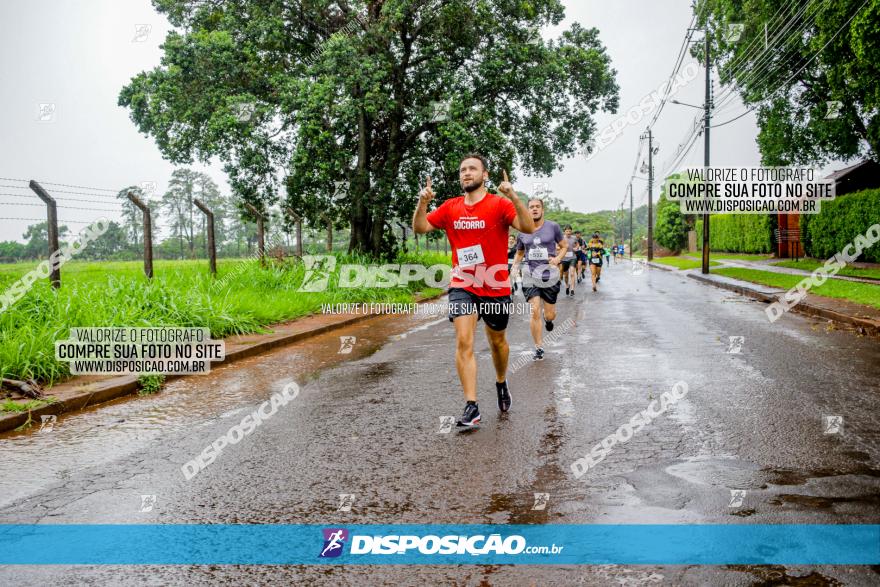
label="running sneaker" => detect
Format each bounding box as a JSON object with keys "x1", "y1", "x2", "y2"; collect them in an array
[
  {"x1": 456, "y1": 402, "x2": 481, "y2": 427},
  {"x1": 496, "y1": 380, "x2": 512, "y2": 412},
  {"x1": 545, "y1": 319, "x2": 554, "y2": 332},
  {"x1": 533, "y1": 347, "x2": 545, "y2": 361}
]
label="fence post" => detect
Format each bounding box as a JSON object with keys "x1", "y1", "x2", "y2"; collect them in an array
[
  {"x1": 285, "y1": 208, "x2": 303, "y2": 257},
  {"x1": 28, "y1": 180, "x2": 60, "y2": 288},
  {"x1": 244, "y1": 203, "x2": 265, "y2": 266},
  {"x1": 396, "y1": 222, "x2": 407, "y2": 251},
  {"x1": 320, "y1": 213, "x2": 332, "y2": 252},
  {"x1": 127, "y1": 191, "x2": 154, "y2": 279},
  {"x1": 193, "y1": 198, "x2": 216, "y2": 275}
]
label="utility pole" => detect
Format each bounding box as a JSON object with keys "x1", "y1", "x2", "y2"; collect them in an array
[
  {"x1": 647, "y1": 128, "x2": 654, "y2": 261},
  {"x1": 701, "y1": 29, "x2": 712, "y2": 275},
  {"x1": 629, "y1": 182, "x2": 633, "y2": 260}
]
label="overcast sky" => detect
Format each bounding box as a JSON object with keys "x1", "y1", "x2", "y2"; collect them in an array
[{"x1": 0, "y1": 0, "x2": 845, "y2": 242}]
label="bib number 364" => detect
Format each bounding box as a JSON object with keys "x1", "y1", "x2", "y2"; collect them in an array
[{"x1": 457, "y1": 244, "x2": 485, "y2": 267}]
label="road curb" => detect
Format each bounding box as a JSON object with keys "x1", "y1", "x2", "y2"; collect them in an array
[
  {"x1": 646, "y1": 261, "x2": 677, "y2": 272},
  {"x1": 0, "y1": 293, "x2": 444, "y2": 435},
  {"x1": 686, "y1": 272, "x2": 880, "y2": 337}
]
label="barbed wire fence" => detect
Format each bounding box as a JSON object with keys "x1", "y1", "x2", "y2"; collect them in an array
[{"x1": 0, "y1": 177, "x2": 423, "y2": 286}]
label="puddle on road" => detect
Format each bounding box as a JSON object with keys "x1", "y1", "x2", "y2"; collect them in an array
[
  {"x1": 0, "y1": 311, "x2": 441, "y2": 508},
  {"x1": 768, "y1": 493, "x2": 880, "y2": 509},
  {"x1": 665, "y1": 456, "x2": 767, "y2": 490},
  {"x1": 728, "y1": 565, "x2": 846, "y2": 586}
]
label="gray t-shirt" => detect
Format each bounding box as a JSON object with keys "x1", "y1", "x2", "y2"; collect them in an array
[
  {"x1": 516, "y1": 220, "x2": 563, "y2": 279},
  {"x1": 563, "y1": 235, "x2": 577, "y2": 259}
]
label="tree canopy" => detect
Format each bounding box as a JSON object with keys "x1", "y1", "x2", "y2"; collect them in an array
[
  {"x1": 697, "y1": 0, "x2": 880, "y2": 165},
  {"x1": 120, "y1": 0, "x2": 619, "y2": 257}
]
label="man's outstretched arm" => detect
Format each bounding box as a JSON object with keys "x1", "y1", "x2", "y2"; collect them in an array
[
  {"x1": 497, "y1": 170, "x2": 535, "y2": 234},
  {"x1": 412, "y1": 175, "x2": 437, "y2": 234}
]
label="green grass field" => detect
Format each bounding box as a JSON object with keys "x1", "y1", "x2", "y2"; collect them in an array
[
  {"x1": 652, "y1": 257, "x2": 721, "y2": 270},
  {"x1": 713, "y1": 267, "x2": 880, "y2": 309},
  {"x1": 0, "y1": 253, "x2": 448, "y2": 387},
  {"x1": 771, "y1": 259, "x2": 880, "y2": 281},
  {"x1": 682, "y1": 253, "x2": 774, "y2": 262}
]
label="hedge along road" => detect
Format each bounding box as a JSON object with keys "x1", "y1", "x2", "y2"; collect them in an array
[{"x1": 0, "y1": 262, "x2": 878, "y2": 585}]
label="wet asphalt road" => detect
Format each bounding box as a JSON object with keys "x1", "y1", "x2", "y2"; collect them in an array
[{"x1": 0, "y1": 260, "x2": 879, "y2": 585}]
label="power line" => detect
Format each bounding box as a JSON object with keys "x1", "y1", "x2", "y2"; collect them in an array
[
  {"x1": 710, "y1": 107, "x2": 756, "y2": 128},
  {"x1": 663, "y1": 126, "x2": 703, "y2": 177},
  {"x1": 706, "y1": 0, "x2": 869, "y2": 130},
  {"x1": 712, "y1": 0, "x2": 829, "y2": 115},
  {"x1": 646, "y1": 12, "x2": 699, "y2": 130},
  {"x1": 710, "y1": 0, "x2": 808, "y2": 107}
]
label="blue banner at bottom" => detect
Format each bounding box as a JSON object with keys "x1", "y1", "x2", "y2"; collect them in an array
[{"x1": 0, "y1": 524, "x2": 877, "y2": 565}]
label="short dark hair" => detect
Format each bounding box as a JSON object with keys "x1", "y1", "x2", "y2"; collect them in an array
[
  {"x1": 564, "y1": 225, "x2": 572, "y2": 230},
  {"x1": 460, "y1": 152, "x2": 489, "y2": 171},
  {"x1": 528, "y1": 197, "x2": 544, "y2": 208}
]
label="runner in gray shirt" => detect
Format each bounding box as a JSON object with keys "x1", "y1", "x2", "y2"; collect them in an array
[{"x1": 511, "y1": 198, "x2": 566, "y2": 361}]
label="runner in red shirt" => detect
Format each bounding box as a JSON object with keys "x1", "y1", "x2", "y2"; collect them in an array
[{"x1": 412, "y1": 153, "x2": 535, "y2": 427}]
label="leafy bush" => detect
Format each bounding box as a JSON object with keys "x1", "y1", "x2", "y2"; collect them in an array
[
  {"x1": 801, "y1": 188, "x2": 880, "y2": 262},
  {"x1": 655, "y1": 196, "x2": 688, "y2": 253},
  {"x1": 696, "y1": 214, "x2": 774, "y2": 253}
]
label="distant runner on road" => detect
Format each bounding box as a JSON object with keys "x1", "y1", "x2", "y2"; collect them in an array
[
  {"x1": 508, "y1": 234, "x2": 519, "y2": 293},
  {"x1": 412, "y1": 153, "x2": 535, "y2": 427},
  {"x1": 562, "y1": 225, "x2": 578, "y2": 297},
  {"x1": 511, "y1": 198, "x2": 567, "y2": 361},
  {"x1": 575, "y1": 230, "x2": 588, "y2": 283},
  {"x1": 587, "y1": 232, "x2": 604, "y2": 292}
]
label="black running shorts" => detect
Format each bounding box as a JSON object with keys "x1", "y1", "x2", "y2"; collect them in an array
[
  {"x1": 447, "y1": 287, "x2": 511, "y2": 331},
  {"x1": 524, "y1": 281, "x2": 560, "y2": 305}
]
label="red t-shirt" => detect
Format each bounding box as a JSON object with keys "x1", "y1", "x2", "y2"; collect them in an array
[{"x1": 427, "y1": 193, "x2": 516, "y2": 297}]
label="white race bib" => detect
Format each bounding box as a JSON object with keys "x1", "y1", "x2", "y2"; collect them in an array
[
  {"x1": 591, "y1": 257, "x2": 601, "y2": 264},
  {"x1": 528, "y1": 247, "x2": 549, "y2": 261},
  {"x1": 564, "y1": 251, "x2": 574, "y2": 259},
  {"x1": 457, "y1": 244, "x2": 485, "y2": 267}
]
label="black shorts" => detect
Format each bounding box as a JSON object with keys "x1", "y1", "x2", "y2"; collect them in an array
[
  {"x1": 576, "y1": 251, "x2": 588, "y2": 264},
  {"x1": 447, "y1": 288, "x2": 511, "y2": 331},
  {"x1": 524, "y1": 281, "x2": 560, "y2": 305},
  {"x1": 561, "y1": 258, "x2": 575, "y2": 271}
]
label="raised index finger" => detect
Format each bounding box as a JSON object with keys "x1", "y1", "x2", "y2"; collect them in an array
[
  {"x1": 426, "y1": 176, "x2": 432, "y2": 189},
  {"x1": 503, "y1": 169, "x2": 510, "y2": 184}
]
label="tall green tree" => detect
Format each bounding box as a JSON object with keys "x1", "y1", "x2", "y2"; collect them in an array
[
  {"x1": 0, "y1": 241, "x2": 28, "y2": 263},
  {"x1": 77, "y1": 221, "x2": 129, "y2": 260},
  {"x1": 119, "y1": 0, "x2": 619, "y2": 257},
  {"x1": 697, "y1": 0, "x2": 880, "y2": 165},
  {"x1": 654, "y1": 195, "x2": 687, "y2": 252},
  {"x1": 22, "y1": 222, "x2": 70, "y2": 260},
  {"x1": 161, "y1": 169, "x2": 222, "y2": 258},
  {"x1": 117, "y1": 185, "x2": 147, "y2": 251}
]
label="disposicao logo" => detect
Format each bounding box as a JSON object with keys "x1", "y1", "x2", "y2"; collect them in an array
[{"x1": 319, "y1": 528, "x2": 349, "y2": 558}]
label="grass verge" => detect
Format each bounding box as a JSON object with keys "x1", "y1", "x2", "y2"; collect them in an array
[
  {"x1": 713, "y1": 267, "x2": 880, "y2": 309},
  {"x1": 771, "y1": 259, "x2": 880, "y2": 281},
  {"x1": 652, "y1": 257, "x2": 721, "y2": 270},
  {"x1": 0, "y1": 252, "x2": 448, "y2": 386}
]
